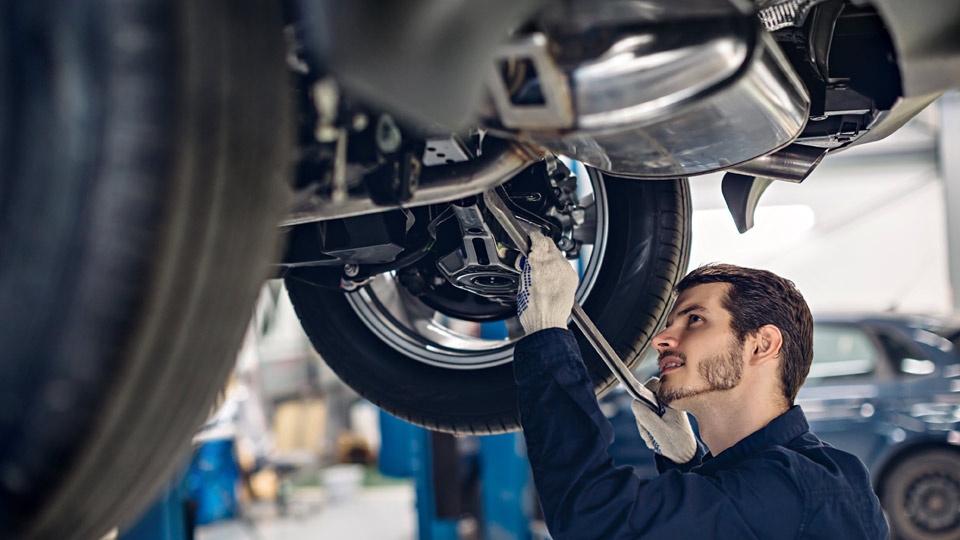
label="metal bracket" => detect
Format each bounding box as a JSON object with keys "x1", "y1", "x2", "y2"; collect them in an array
[
  {"x1": 485, "y1": 33, "x2": 575, "y2": 130},
  {"x1": 721, "y1": 172, "x2": 773, "y2": 234}
]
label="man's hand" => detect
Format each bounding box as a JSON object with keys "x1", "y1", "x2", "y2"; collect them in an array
[
  {"x1": 516, "y1": 231, "x2": 579, "y2": 335},
  {"x1": 631, "y1": 377, "x2": 697, "y2": 463}
]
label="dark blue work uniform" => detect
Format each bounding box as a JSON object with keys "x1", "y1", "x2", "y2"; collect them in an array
[{"x1": 514, "y1": 328, "x2": 890, "y2": 540}]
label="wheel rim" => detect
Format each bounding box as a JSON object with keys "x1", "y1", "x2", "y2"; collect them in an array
[
  {"x1": 345, "y1": 163, "x2": 609, "y2": 369},
  {"x1": 905, "y1": 471, "x2": 960, "y2": 533}
]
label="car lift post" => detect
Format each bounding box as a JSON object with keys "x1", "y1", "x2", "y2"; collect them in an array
[{"x1": 380, "y1": 385, "x2": 535, "y2": 540}]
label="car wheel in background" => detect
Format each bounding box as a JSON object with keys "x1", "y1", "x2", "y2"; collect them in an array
[
  {"x1": 882, "y1": 448, "x2": 960, "y2": 540},
  {"x1": 0, "y1": 1, "x2": 290, "y2": 538}
]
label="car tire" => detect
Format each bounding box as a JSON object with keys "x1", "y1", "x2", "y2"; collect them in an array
[
  {"x1": 882, "y1": 448, "x2": 960, "y2": 540},
  {"x1": 285, "y1": 174, "x2": 691, "y2": 433},
  {"x1": 0, "y1": 1, "x2": 290, "y2": 538}
]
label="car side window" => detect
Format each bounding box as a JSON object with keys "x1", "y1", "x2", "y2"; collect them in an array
[
  {"x1": 878, "y1": 330, "x2": 936, "y2": 377},
  {"x1": 808, "y1": 324, "x2": 880, "y2": 382}
]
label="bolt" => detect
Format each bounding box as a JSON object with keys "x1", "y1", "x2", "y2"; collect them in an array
[
  {"x1": 311, "y1": 79, "x2": 340, "y2": 143},
  {"x1": 375, "y1": 115, "x2": 402, "y2": 153},
  {"x1": 311, "y1": 80, "x2": 338, "y2": 115},
  {"x1": 557, "y1": 237, "x2": 574, "y2": 251},
  {"x1": 343, "y1": 264, "x2": 360, "y2": 277},
  {"x1": 340, "y1": 278, "x2": 359, "y2": 292},
  {"x1": 314, "y1": 125, "x2": 339, "y2": 143},
  {"x1": 352, "y1": 113, "x2": 369, "y2": 131}
]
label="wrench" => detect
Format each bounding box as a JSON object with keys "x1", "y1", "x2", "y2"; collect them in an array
[{"x1": 482, "y1": 188, "x2": 664, "y2": 415}]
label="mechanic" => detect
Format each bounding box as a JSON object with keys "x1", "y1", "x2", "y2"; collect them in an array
[{"x1": 513, "y1": 232, "x2": 889, "y2": 539}]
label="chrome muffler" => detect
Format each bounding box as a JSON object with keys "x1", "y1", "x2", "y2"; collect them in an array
[{"x1": 483, "y1": 0, "x2": 811, "y2": 178}]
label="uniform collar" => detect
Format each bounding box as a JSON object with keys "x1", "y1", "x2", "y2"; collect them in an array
[{"x1": 695, "y1": 405, "x2": 810, "y2": 473}]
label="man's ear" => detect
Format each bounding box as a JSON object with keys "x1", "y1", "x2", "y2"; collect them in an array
[{"x1": 750, "y1": 324, "x2": 783, "y2": 365}]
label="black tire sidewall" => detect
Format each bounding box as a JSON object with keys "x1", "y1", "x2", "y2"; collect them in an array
[
  {"x1": 287, "y1": 176, "x2": 690, "y2": 433},
  {"x1": 0, "y1": 1, "x2": 291, "y2": 538},
  {"x1": 578, "y1": 172, "x2": 690, "y2": 392},
  {"x1": 0, "y1": 2, "x2": 178, "y2": 529}
]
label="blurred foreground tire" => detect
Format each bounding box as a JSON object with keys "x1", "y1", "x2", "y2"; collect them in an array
[
  {"x1": 882, "y1": 449, "x2": 960, "y2": 540},
  {"x1": 0, "y1": 1, "x2": 290, "y2": 538}
]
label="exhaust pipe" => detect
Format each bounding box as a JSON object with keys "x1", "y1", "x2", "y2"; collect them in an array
[
  {"x1": 729, "y1": 144, "x2": 828, "y2": 183},
  {"x1": 281, "y1": 139, "x2": 541, "y2": 226}
]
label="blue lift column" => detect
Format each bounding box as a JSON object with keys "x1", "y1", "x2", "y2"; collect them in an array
[
  {"x1": 380, "y1": 409, "x2": 459, "y2": 540},
  {"x1": 414, "y1": 428, "x2": 461, "y2": 540},
  {"x1": 476, "y1": 321, "x2": 533, "y2": 540},
  {"x1": 377, "y1": 319, "x2": 535, "y2": 540},
  {"x1": 380, "y1": 409, "x2": 534, "y2": 540},
  {"x1": 479, "y1": 433, "x2": 532, "y2": 540},
  {"x1": 119, "y1": 468, "x2": 190, "y2": 540}
]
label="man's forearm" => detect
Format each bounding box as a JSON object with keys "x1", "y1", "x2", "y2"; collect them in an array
[{"x1": 514, "y1": 328, "x2": 650, "y2": 538}]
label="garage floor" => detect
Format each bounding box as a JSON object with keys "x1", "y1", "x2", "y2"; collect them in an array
[{"x1": 196, "y1": 485, "x2": 415, "y2": 540}]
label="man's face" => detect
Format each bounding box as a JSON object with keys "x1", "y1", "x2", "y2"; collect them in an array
[{"x1": 653, "y1": 282, "x2": 746, "y2": 407}]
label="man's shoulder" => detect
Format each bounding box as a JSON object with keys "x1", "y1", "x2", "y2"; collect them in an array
[
  {"x1": 749, "y1": 431, "x2": 874, "y2": 493},
  {"x1": 775, "y1": 433, "x2": 890, "y2": 539},
  {"x1": 713, "y1": 431, "x2": 887, "y2": 539}
]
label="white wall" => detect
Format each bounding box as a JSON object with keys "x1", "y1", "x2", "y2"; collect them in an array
[{"x1": 686, "y1": 108, "x2": 950, "y2": 315}]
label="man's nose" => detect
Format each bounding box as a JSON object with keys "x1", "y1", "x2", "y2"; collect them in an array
[{"x1": 653, "y1": 326, "x2": 679, "y2": 350}]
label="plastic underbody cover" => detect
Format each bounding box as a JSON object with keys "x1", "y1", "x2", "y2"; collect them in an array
[{"x1": 755, "y1": 0, "x2": 830, "y2": 31}]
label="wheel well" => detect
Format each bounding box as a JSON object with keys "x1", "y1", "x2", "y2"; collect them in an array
[{"x1": 873, "y1": 440, "x2": 960, "y2": 496}]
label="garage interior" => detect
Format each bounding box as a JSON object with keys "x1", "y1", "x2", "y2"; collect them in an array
[{"x1": 5, "y1": 2, "x2": 960, "y2": 540}]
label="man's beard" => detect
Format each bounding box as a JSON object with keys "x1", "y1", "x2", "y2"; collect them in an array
[{"x1": 657, "y1": 338, "x2": 744, "y2": 405}]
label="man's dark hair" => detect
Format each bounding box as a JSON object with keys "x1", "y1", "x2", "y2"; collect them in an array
[{"x1": 675, "y1": 263, "x2": 814, "y2": 405}]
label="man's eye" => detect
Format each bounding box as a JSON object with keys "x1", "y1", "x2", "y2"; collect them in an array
[{"x1": 689, "y1": 314, "x2": 702, "y2": 323}]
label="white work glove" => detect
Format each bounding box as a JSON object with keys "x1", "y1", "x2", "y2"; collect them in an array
[
  {"x1": 631, "y1": 378, "x2": 698, "y2": 464},
  {"x1": 516, "y1": 231, "x2": 579, "y2": 334}
]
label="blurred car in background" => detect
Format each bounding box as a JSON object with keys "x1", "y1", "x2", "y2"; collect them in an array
[{"x1": 604, "y1": 313, "x2": 960, "y2": 540}]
